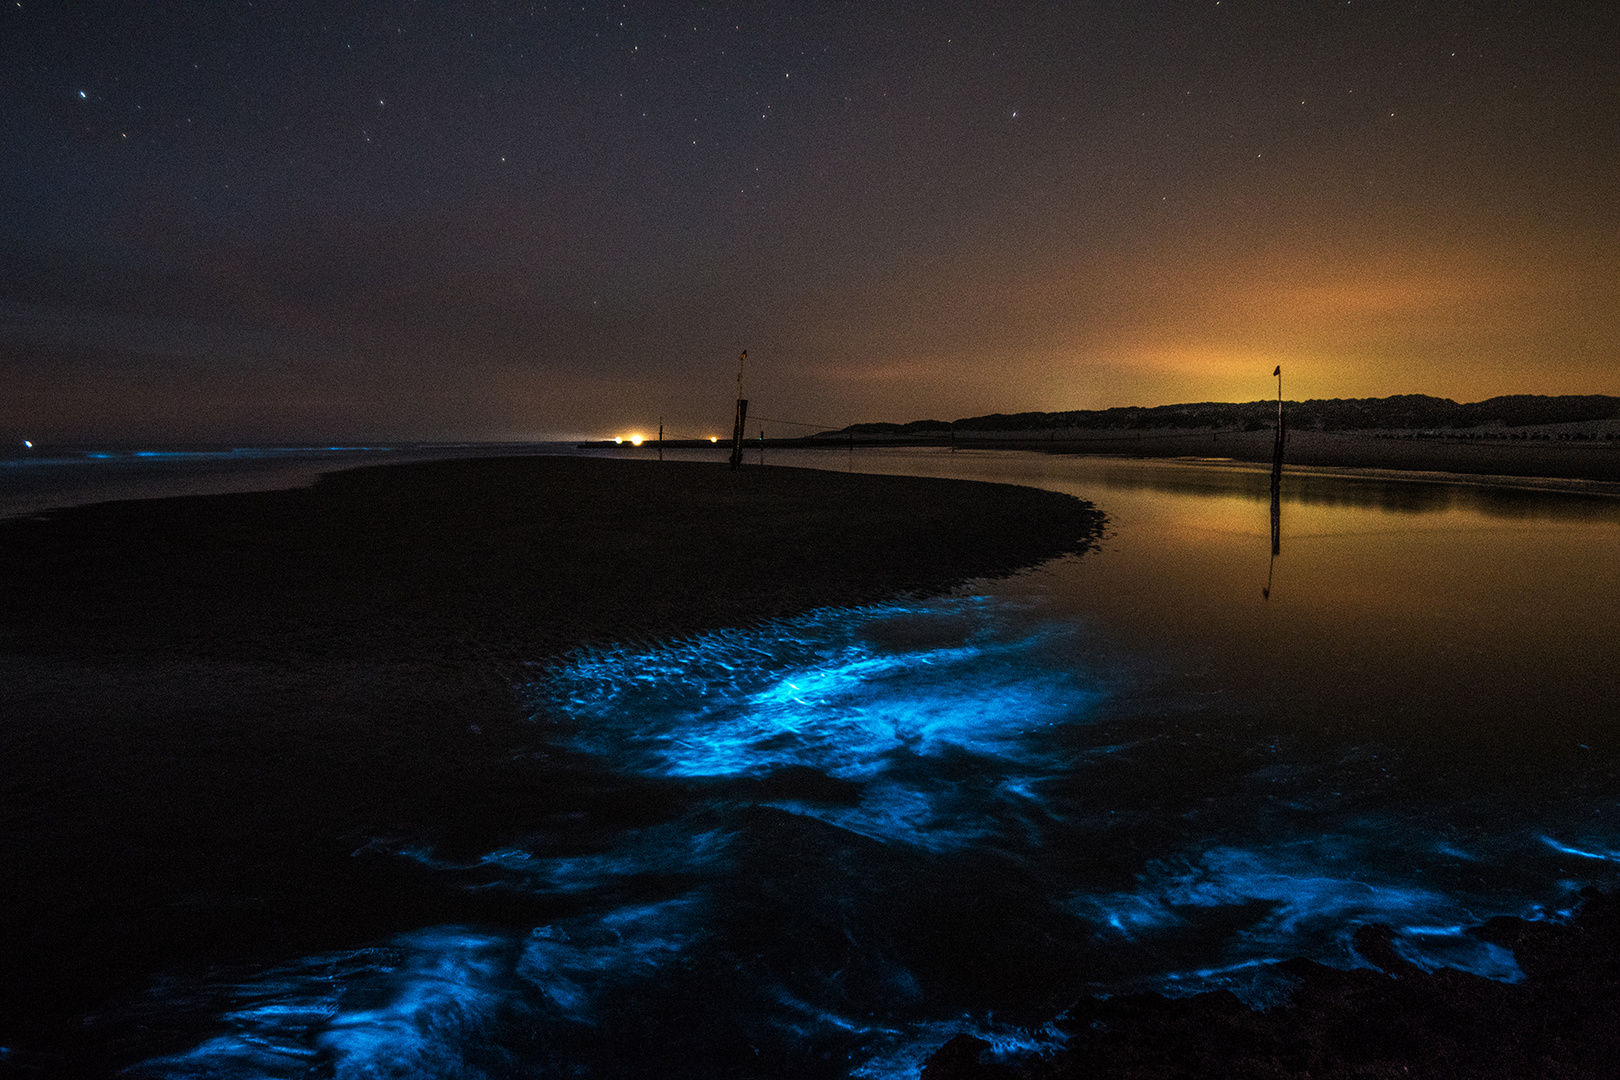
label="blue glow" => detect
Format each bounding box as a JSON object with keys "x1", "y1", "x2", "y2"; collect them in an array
[
  {"x1": 529, "y1": 597, "x2": 1097, "y2": 850},
  {"x1": 372, "y1": 824, "x2": 738, "y2": 893},
  {"x1": 123, "y1": 586, "x2": 1620, "y2": 1077},
  {"x1": 1389, "y1": 927, "x2": 1524, "y2": 980},
  {"x1": 135, "y1": 928, "x2": 519, "y2": 1079},
  {"x1": 850, "y1": 1014, "x2": 1068, "y2": 1080},
  {"x1": 518, "y1": 897, "x2": 703, "y2": 1022},
  {"x1": 132, "y1": 903, "x2": 712, "y2": 1077},
  {"x1": 1073, "y1": 845, "x2": 1526, "y2": 991},
  {"x1": 1542, "y1": 836, "x2": 1620, "y2": 861}
]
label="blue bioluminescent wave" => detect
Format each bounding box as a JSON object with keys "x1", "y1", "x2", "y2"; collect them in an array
[
  {"x1": 1072, "y1": 844, "x2": 1526, "y2": 1000},
  {"x1": 528, "y1": 597, "x2": 1097, "y2": 851},
  {"x1": 131, "y1": 927, "x2": 521, "y2": 1079},
  {"x1": 130, "y1": 902, "x2": 712, "y2": 1080},
  {"x1": 534, "y1": 598, "x2": 1094, "y2": 776},
  {"x1": 124, "y1": 595, "x2": 1620, "y2": 1078}
]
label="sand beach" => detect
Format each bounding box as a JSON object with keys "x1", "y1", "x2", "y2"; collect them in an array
[{"x1": 0, "y1": 455, "x2": 1102, "y2": 1074}]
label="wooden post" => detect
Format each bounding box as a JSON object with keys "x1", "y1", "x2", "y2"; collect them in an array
[
  {"x1": 1271, "y1": 365, "x2": 1285, "y2": 487},
  {"x1": 658, "y1": 420, "x2": 664, "y2": 462},
  {"x1": 729, "y1": 350, "x2": 748, "y2": 471},
  {"x1": 729, "y1": 398, "x2": 749, "y2": 469}
]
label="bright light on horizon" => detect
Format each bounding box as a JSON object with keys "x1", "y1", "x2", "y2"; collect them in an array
[{"x1": 630, "y1": 435, "x2": 643, "y2": 446}]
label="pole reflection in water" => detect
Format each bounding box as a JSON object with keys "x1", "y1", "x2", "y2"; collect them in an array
[{"x1": 1264, "y1": 469, "x2": 1281, "y2": 599}]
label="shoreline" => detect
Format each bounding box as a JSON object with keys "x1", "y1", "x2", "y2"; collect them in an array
[
  {"x1": 1088, "y1": 453, "x2": 1620, "y2": 500},
  {"x1": 5, "y1": 454, "x2": 1617, "y2": 1077},
  {"x1": 0, "y1": 456, "x2": 1105, "y2": 1075},
  {"x1": 793, "y1": 427, "x2": 1620, "y2": 485},
  {"x1": 5, "y1": 435, "x2": 1618, "y2": 527},
  {"x1": 0, "y1": 455, "x2": 1106, "y2": 666}
]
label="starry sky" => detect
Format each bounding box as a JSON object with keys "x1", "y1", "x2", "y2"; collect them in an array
[{"x1": 3, "y1": 1, "x2": 1617, "y2": 443}]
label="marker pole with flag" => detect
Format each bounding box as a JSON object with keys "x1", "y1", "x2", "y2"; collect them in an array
[{"x1": 1272, "y1": 365, "x2": 1285, "y2": 467}]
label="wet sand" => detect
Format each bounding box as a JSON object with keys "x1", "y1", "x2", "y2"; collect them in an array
[
  {"x1": 0, "y1": 455, "x2": 1105, "y2": 664},
  {"x1": 926, "y1": 899, "x2": 1620, "y2": 1079},
  {"x1": 0, "y1": 455, "x2": 1103, "y2": 1075},
  {"x1": 997, "y1": 428, "x2": 1620, "y2": 488}
]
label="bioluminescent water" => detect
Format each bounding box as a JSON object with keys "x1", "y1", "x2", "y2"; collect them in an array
[
  {"x1": 22, "y1": 448, "x2": 1620, "y2": 1077},
  {"x1": 0, "y1": 442, "x2": 574, "y2": 519}
]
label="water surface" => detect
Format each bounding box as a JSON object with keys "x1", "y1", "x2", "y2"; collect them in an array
[{"x1": 18, "y1": 446, "x2": 1620, "y2": 1077}]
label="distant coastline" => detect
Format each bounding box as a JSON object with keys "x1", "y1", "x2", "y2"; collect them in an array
[
  {"x1": 827, "y1": 393, "x2": 1620, "y2": 439},
  {"x1": 581, "y1": 394, "x2": 1620, "y2": 486}
]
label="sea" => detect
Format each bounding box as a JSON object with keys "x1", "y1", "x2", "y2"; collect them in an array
[{"x1": 3, "y1": 441, "x2": 1619, "y2": 1077}]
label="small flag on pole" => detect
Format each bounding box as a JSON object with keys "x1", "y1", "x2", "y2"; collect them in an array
[{"x1": 1273, "y1": 366, "x2": 1281, "y2": 376}]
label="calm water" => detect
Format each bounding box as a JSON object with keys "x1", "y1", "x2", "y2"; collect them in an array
[
  {"x1": 11, "y1": 446, "x2": 1620, "y2": 1077},
  {"x1": 0, "y1": 443, "x2": 568, "y2": 519}
]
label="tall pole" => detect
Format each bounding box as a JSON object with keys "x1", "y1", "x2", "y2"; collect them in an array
[
  {"x1": 729, "y1": 350, "x2": 749, "y2": 470},
  {"x1": 1265, "y1": 365, "x2": 1283, "y2": 598},
  {"x1": 1271, "y1": 365, "x2": 1285, "y2": 481},
  {"x1": 658, "y1": 419, "x2": 664, "y2": 462},
  {"x1": 1276, "y1": 366, "x2": 1284, "y2": 434}
]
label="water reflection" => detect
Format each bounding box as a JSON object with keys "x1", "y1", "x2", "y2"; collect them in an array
[
  {"x1": 116, "y1": 450, "x2": 1620, "y2": 1079},
  {"x1": 1264, "y1": 465, "x2": 1281, "y2": 599},
  {"x1": 732, "y1": 447, "x2": 1620, "y2": 523}
]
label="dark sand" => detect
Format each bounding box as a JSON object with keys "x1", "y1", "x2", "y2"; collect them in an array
[{"x1": 0, "y1": 456, "x2": 1102, "y2": 1075}]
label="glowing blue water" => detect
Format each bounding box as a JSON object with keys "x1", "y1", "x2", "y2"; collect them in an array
[
  {"x1": 104, "y1": 450, "x2": 1620, "y2": 1077},
  {"x1": 133, "y1": 927, "x2": 523, "y2": 1079},
  {"x1": 532, "y1": 598, "x2": 1096, "y2": 851},
  {"x1": 128, "y1": 589, "x2": 1620, "y2": 1078}
]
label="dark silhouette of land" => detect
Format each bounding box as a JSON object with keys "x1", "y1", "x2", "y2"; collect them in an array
[
  {"x1": 807, "y1": 394, "x2": 1620, "y2": 485},
  {"x1": 836, "y1": 393, "x2": 1620, "y2": 437}
]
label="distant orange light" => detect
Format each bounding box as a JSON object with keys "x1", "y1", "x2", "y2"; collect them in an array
[
  {"x1": 614, "y1": 436, "x2": 623, "y2": 444},
  {"x1": 630, "y1": 435, "x2": 643, "y2": 446},
  {"x1": 709, "y1": 436, "x2": 718, "y2": 443}
]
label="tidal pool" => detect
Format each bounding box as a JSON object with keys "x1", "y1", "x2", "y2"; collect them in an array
[{"x1": 108, "y1": 447, "x2": 1620, "y2": 1078}]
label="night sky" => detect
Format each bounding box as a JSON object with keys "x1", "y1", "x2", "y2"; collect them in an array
[{"x1": 3, "y1": 1, "x2": 1617, "y2": 443}]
